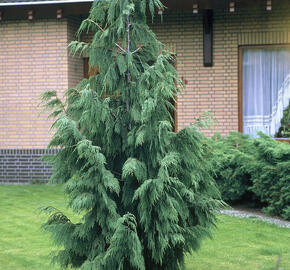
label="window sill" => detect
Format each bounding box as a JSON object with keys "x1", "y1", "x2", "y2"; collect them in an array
[{"x1": 274, "y1": 138, "x2": 290, "y2": 143}]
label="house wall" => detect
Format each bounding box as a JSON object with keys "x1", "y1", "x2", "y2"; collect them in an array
[
  {"x1": 0, "y1": 148, "x2": 57, "y2": 184},
  {"x1": 0, "y1": 19, "x2": 68, "y2": 149},
  {"x1": 0, "y1": 18, "x2": 79, "y2": 183},
  {"x1": 67, "y1": 17, "x2": 84, "y2": 88},
  {"x1": 1, "y1": 8, "x2": 289, "y2": 148},
  {"x1": 0, "y1": 5, "x2": 290, "y2": 183},
  {"x1": 151, "y1": 5, "x2": 290, "y2": 136}
]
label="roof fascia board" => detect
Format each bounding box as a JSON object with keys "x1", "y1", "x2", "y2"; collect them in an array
[{"x1": 0, "y1": 0, "x2": 93, "y2": 7}]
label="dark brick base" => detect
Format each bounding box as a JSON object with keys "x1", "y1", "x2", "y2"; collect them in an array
[{"x1": 0, "y1": 149, "x2": 58, "y2": 184}]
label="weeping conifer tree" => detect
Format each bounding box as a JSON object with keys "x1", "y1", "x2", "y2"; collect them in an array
[{"x1": 41, "y1": 0, "x2": 223, "y2": 269}]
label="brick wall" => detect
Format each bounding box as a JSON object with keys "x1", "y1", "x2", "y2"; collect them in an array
[
  {"x1": 150, "y1": 5, "x2": 290, "y2": 136},
  {"x1": 0, "y1": 148, "x2": 58, "y2": 184},
  {"x1": 0, "y1": 19, "x2": 68, "y2": 149},
  {"x1": 1, "y1": 6, "x2": 290, "y2": 183},
  {"x1": 2, "y1": 7, "x2": 289, "y2": 148},
  {"x1": 67, "y1": 17, "x2": 84, "y2": 88},
  {"x1": 0, "y1": 17, "x2": 87, "y2": 183}
]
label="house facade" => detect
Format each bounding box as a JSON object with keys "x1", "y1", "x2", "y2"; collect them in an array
[{"x1": 0, "y1": 0, "x2": 290, "y2": 183}]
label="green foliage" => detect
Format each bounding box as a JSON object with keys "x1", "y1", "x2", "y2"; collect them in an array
[
  {"x1": 209, "y1": 132, "x2": 290, "y2": 220},
  {"x1": 207, "y1": 132, "x2": 255, "y2": 203},
  {"x1": 249, "y1": 133, "x2": 290, "y2": 220},
  {"x1": 102, "y1": 214, "x2": 145, "y2": 270},
  {"x1": 41, "y1": 0, "x2": 223, "y2": 269},
  {"x1": 275, "y1": 101, "x2": 290, "y2": 138}
]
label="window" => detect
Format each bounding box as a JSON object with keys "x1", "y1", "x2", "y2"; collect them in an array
[
  {"x1": 83, "y1": 58, "x2": 99, "y2": 78},
  {"x1": 239, "y1": 46, "x2": 290, "y2": 137},
  {"x1": 83, "y1": 58, "x2": 120, "y2": 98}
]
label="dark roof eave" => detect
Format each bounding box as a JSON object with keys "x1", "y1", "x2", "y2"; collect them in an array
[{"x1": 0, "y1": 0, "x2": 93, "y2": 7}]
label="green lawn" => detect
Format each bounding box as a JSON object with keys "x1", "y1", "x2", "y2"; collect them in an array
[{"x1": 0, "y1": 185, "x2": 289, "y2": 270}]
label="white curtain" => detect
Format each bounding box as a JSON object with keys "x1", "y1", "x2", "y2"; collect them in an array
[{"x1": 243, "y1": 48, "x2": 290, "y2": 137}]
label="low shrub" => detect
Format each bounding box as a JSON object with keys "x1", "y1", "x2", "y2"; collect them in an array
[
  {"x1": 208, "y1": 132, "x2": 255, "y2": 203},
  {"x1": 249, "y1": 133, "x2": 290, "y2": 220},
  {"x1": 209, "y1": 132, "x2": 290, "y2": 220},
  {"x1": 275, "y1": 101, "x2": 290, "y2": 138}
]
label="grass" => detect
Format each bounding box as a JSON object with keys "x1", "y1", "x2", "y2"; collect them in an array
[
  {"x1": 0, "y1": 185, "x2": 289, "y2": 270},
  {"x1": 185, "y1": 217, "x2": 290, "y2": 270}
]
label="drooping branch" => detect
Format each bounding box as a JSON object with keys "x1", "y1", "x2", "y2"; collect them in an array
[
  {"x1": 86, "y1": 19, "x2": 126, "y2": 53},
  {"x1": 126, "y1": 14, "x2": 131, "y2": 115},
  {"x1": 132, "y1": 45, "x2": 144, "y2": 54},
  {"x1": 126, "y1": 15, "x2": 131, "y2": 53}
]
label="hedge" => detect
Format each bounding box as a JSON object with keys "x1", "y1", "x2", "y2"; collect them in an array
[{"x1": 208, "y1": 132, "x2": 290, "y2": 220}]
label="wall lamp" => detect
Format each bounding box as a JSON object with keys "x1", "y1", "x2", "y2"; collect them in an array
[
  {"x1": 28, "y1": 10, "x2": 34, "y2": 20},
  {"x1": 193, "y1": 4, "x2": 198, "y2": 14},
  {"x1": 229, "y1": 1, "x2": 235, "y2": 13},
  {"x1": 266, "y1": 0, "x2": 272, "y2": 11},
  {"x1": 56, "y1": 9, "x2": 63, "y2": 19}
]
